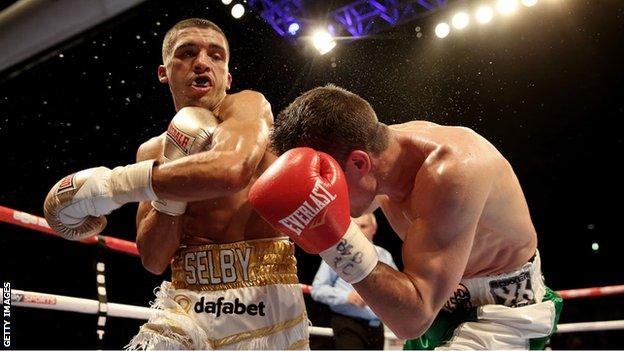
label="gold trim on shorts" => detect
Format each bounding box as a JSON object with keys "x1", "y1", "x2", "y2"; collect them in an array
[
  {"x1": 208, "y1": 311, "x2": 308, "y2": 349},
  {"x1": 171, "y1": 237, "x2": 299, "y2": 291}
]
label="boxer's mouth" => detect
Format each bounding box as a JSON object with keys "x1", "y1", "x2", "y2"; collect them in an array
[{"x1": 192, "y1": 76, "x2": 212, "y2": 88}]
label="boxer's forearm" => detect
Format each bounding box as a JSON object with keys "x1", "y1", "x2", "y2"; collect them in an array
[
  {"x1": 136, "y1": 203, "x2": 183, "y2": 274},
  {"x1": 353, "y1": 263, "x2": 436, "y2": 340},
  {"x1": 151, "y1": 150, "x2": 254, "y2": 201},
  {"x1": 150, "y1": 92, "x2": 269, "y2": 201}
]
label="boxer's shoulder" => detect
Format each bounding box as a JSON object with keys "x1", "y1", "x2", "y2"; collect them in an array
[
  {"x1": 217, "y1": 90, "x2": 271, "y2": 122},
  {"x1": 423, "y1": 149, "x2": 484, "y2": 184},
  {"x1": 228, "y1": 89, "x2": 267, "y2": 101},
  {"x1": 136, "y1": 133, "x2": 166, "y2": 162},
  {"x1": 389, "y1": 120, "x2": 440, "y2": 131}
]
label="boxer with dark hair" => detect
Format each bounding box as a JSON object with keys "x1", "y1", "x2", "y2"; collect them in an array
[{"x1": 250, "y1": 84, "x2": 562, "y2": 350}]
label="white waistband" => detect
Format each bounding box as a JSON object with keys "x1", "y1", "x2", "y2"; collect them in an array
[{"x1": 443, "y1": 251, "x2": 545, "y2": 311}]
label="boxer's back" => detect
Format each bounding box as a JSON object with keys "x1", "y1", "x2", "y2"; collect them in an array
[
  {"x1": 381, "y1": 121, "x2": 537, "y2": 278},
  {"x1": 140, "y1": 134, "x2": 281, "y2": 245}
]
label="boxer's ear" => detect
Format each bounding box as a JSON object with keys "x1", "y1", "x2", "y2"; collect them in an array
[
  {"x1": 157, "y1": 65, "x2": 168, "y2": 84},
  {"x1": 345, "y1": 150, "x2": 372, "y2": 175},
  {"x1": 226, "y1": 73, "x2": 232, "y2": 90}
]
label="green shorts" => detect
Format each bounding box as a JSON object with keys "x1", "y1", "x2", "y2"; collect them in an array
[{"x1": 404, "y1": 287, "x2": 563, "y2": 350}]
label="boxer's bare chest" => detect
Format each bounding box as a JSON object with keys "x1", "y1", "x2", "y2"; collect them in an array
[
  {"x1": 180, "y1": 197, "x2": 281, "y2": 246},
  {"x1": 179, "y1": 151, "x2": 281, "y2": 245}
]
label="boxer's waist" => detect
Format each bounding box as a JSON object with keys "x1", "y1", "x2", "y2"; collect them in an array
[
  {"x1": 171, "y1": 236, "x2": 299, "y2": 291},
  {"x1": 443, "y1": 251, "x2": 545, "y2": 311}
]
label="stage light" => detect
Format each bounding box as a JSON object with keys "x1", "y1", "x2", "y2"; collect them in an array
[
  {"x1": 592, "y1": 242, "x2": 599, "y2": 252},
  {"x1": 497, "y1": 0, "x2": 518, "y2": 14},
  {"x1": 231, "y1": 4, "x2": 245, "y2": 19},
  {"x1": 435, "y1": 22, "x2": 450, "y2": 38},
  {"x1": 288, "y1": 22, "x2": 300, "y2": 35},
  {"x1": 311, "y1": 29, "x2": 336, "y2": 55},
  {"x1": 475, "y1": 6, "x2": 494, "y2": 24},
  {"x1": 221, "y1": 0, "x2": 232, "y2": 5},
  {"x1": 451, "y1": 12, "x2": 470, "y2": 30},
  {"x1": 521, "y1": 0, "x2": 538, "y2": 6}
]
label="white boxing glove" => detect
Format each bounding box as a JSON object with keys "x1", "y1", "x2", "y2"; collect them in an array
[
  {"x1": 151, "y1": 107, "x2": 219, "y2": 216},
  {"x1": 44, "y1": 160, "x2": 157, "y2": 240}
]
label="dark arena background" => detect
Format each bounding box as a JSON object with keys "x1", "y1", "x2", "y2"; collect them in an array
[{"x1": 1, "y1": 0, "x2": 623, "y2": 349}]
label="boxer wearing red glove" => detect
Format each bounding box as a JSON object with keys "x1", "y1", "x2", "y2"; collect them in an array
[
  {"x1": 258, "y1": 84, "x2": 561, "y2": 350},
  {"x1": 250, "y1": 147, "x2": 378, "y2": 284}
]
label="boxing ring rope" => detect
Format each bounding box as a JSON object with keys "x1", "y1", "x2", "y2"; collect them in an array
[
  {"x1": 557, "y1": 285, "x2": 624, "y2": 300},
  {"x1": 7, "y1": 289, "x2": 154, "y2": 320},
  {"x1": 2, "y1": 205, "x2": 623, "y2": 300},
  {"x1": 0, "y1": 205, "x2": 138, "y2": 256},
  {"x1": 2, "y1": 204, "x2": 624, "y2": 338},
  {"x1": 3, "y1": 288, "x2": 624, "y2": 339}
]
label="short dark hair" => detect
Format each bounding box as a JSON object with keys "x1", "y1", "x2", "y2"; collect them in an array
[
  {"x1": 271, "y1": 84, "x2": 389, "y2": 162},
  {"x1": 162, "y1": 18, "x2": 229, "y2": 63}
]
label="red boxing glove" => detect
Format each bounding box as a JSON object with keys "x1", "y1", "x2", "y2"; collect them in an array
[
  {"x1": 250, "y1": 147, "x2": 349, "y2": 253},
  {"x1": 250, "y1": 147, "x2": 378, "y2": 283}
]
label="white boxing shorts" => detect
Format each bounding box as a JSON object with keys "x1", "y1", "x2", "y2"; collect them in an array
[
  {"x1": 126, "y1": 237, "x2": 309, "y2": 350},
  {"x1": 405, "y1": 251, "x2": 563, "y2": 350}
]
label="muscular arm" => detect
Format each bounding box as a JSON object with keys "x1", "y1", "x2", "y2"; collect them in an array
[
  {"x1": 353, "y1": 158, "x2": 492, "y2": 339},
  {"x1": 151, "y1": 90, "x2": 272, "y2": 201},
  {"x1": 135, "y1": 136, "x2": 184, "y2": 274}
]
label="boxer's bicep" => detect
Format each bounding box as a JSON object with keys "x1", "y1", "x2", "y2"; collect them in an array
[
  {"x1": 210, "y1": 111, "x2": 270, "y2": 168},
  {"x1": 212, "y1": 90, "x2": 271, "y2": 155},
  {"x1": 135, "y1": 201, "x2": 183, "y2": 274},
  {"x1": 134, "y1": 136, "x2": 181, "y2": 274},
  {"x1": 208, "y1": 91, "x2": 272, "y2": 184},
  {"x1": 402, "y1": 166, "x2": 490, "y2": 317},
  {"x1": 350, "y1": 170, "x2": 490, "y2": 339},
  {"x1": 135, "y1": 200, "x2": 152, "y2": 229}
]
